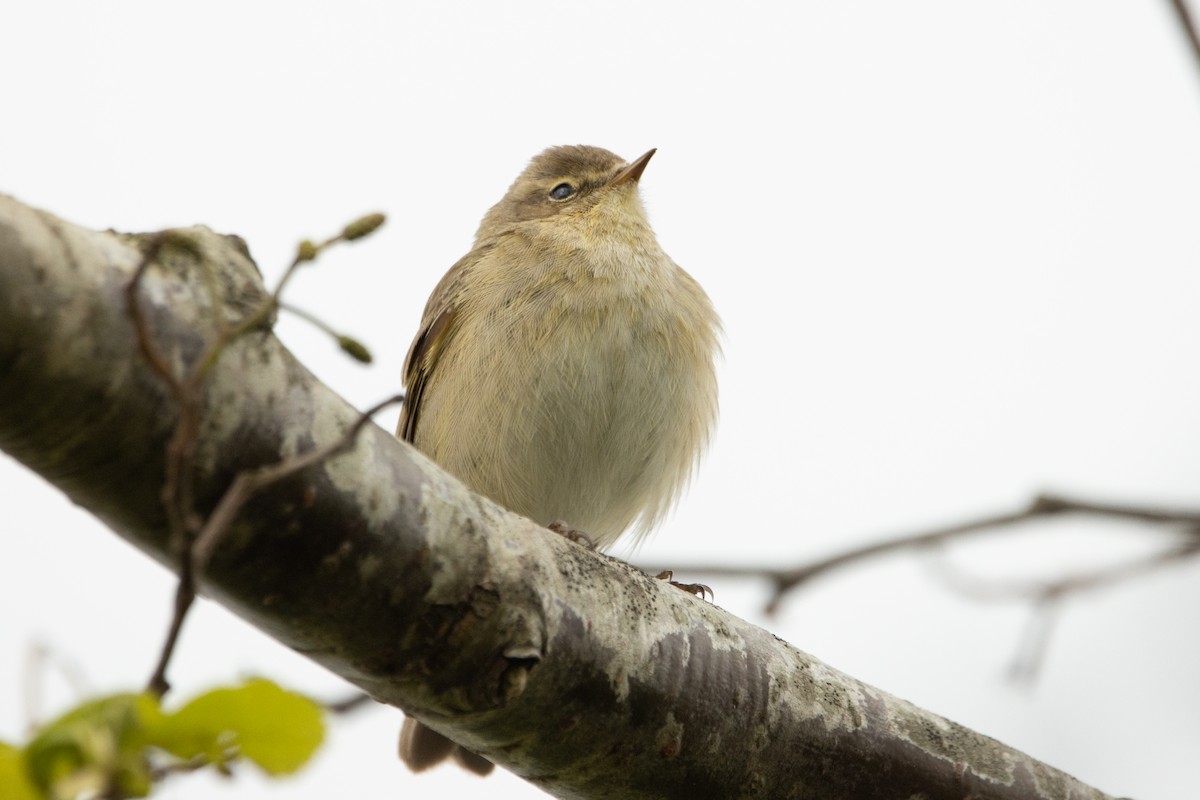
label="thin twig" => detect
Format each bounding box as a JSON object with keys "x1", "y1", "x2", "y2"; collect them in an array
[
  {"x1": 124, "y1": 233, "x2": 206, "y2": 549},
  {"x1": 650, "y1": 493, "x2": 1200, "y2": 613},
  {"x1": 193, "y1": 393, "x2": 405, "y2": 573},
  {"x1": 929, "y1": 529, "x2": 1200, "y2": 603},
  {"x1": 150, "y1": 752, "x2": 235, "y2": 782},
  {"x1": 1008, "y1": 596, "x2": 1062, "y2": 686},
  {"x1": 146, "y1": 570, "x2": 196, "y2": 696},
  {"x1": 646, "y1": 495, "x2": 1200, "y2": 685},
  {"x1": 1168, "y1": 0, "x2": 1200, "y2": 79},
  {"x1": 144, "y1": 394, "x2": 403, "y2": 697},
  {"x1": 126, "y1": 235, "x2": 208, "y2": 697},
  {"x1": 278, "y1": 301, "x2": 341, "y2": 338},
  {"x1": 325, "y1": 692, "x2": 377, "y2": 715},
  {"x1": 929, "y1": 532, "x2": 1200, "y2": 683},
  {"x1": 129, "y1": 219, "x2": 390, "y2": 697},
  {"x1": 22, "y1": 642, "x2": 91, "y2": 735},
  {"x1": 123, "y1": 234, "x2": 185, "y2": 398}
]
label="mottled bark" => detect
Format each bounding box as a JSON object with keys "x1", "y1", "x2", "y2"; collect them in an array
[{"x1": 0, "y1": 194, "x2": 1114, "y2": 800}]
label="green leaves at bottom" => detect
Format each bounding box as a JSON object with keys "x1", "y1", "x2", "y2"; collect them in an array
[
  {"x1": 0, "y1": 743, "x2": 40, "y2": 800},
  {"x1": 152, "y1": 678, "x2": 324, "y2": 775},
  {"x1": 0, "y1": 678, "x2": 325, "y2": 800},
  {"x1": 23, "y1": 693, "x2": 160, "y2": 799}
]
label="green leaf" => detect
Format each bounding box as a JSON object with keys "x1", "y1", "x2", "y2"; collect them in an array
[
  {"x1": 23, "y1": 693, "x2": 161, "y2": 799},
  {"x1": 0, "y1": 742, "x2": 41, "y2": 800},
  {"x1": 151, "y1": 679, "x2": 324, "y2": 775}
]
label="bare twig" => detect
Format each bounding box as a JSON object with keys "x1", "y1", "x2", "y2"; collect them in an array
[
  {"x1": 192, "y1": 393, "x2": 404, "y2": 573},
  {"x1": 927, "y1": 528, "x2": 1200, "y2": 681},
  {"x1": 651, "y1": 493, "x2": 1200, "y2": 613},
  {"x1": 1168, "y1": 0, "x2": 1200, "y2": 79},
  {"x1": 647, "y1": 495, "x2": 1200, "y2": 684},
  {"x1": 145, "y1": 567, "x2": 197, "y2": 697},
  {"x1": 930, "y1": 528, "x2": 1200, "y2": 604},
  {"x1": 22, "y1": 642, "x2": 91, "y2": 735},
  {"x1": 123, "y1": 234, "x2": 186, "y2": 399},
  {"x1": 126, "y1": 217, "x2": 388, "y2": 697},
  {"x1": 1008, "y1": 596, "x2": 1062, "y2": 687},
  {"x1": 150, "y1": 752, "x2": 234, "y2": 782},
  {"x1": 278, "y1": 301, "x2": 373, "y2": 364},
  {"x1": 325, "y1": 692, "x2": 377, "y2": 715},
  {"x1": 126, "y1": 235, "x2": 209, "y2": 696},
  {"x1": 144, "y1": 392, "x2": 404, "y2": 698}
]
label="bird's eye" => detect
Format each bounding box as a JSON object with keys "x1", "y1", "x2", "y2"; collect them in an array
[{"x1": 549, "y1": 183, "x2": 575, "y2": 200}]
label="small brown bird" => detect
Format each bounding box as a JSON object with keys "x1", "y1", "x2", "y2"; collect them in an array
[{"x1": 396, "y1": 145, "x2": 720, "y2": 773}]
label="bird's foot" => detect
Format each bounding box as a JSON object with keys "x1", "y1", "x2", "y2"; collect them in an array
[
  {"x1": 548, "y1": 519, "x2": 596, "y2": 549},
  {"x1": 655, "y1": 570, "x2": 713, "y2": 602}
]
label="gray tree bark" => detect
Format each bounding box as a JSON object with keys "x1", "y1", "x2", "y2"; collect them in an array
[{"x1": 0, "y1": 194, "x2": 1115, "y2": 800}]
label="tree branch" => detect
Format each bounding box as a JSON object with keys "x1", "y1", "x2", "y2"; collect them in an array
[{"x1": 0, "y1": 194, "x2": 1115, "y2": 799}]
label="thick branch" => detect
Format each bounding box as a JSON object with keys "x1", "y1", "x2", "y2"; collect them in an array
[{"x1": 0, "y1": 194, "x2": 1114, "y2": 800}]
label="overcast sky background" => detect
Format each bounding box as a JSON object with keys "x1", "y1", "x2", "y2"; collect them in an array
[{"x1": 3, "y1": 2, "x2": 1200, "y2": 798}]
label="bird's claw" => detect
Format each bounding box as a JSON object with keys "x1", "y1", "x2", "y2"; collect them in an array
[
  {"x1": 655, "y1": 570, "x2": 713, "y2": 602},
  {"x1": 548, "y1": 519, "x2": 597, "y2": 549}
]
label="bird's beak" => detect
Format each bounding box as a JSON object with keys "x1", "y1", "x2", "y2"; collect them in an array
[{"x1": 610, "y1": 148, "x2": 656, "y2": 187}]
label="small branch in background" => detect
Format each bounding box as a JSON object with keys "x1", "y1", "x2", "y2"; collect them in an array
[
  {"x1": 652, "y1": 493, "x2": 1200, "y2": 614},
  {"x1": 1008, "y1": 596, "x2": 1062, "y2": 687},
  {"x1": 1167, "y1": 0, "x2": 1200, "y2": 80},
  {"x1": 125, "y1": 216, "x2": 388, "y2": 698},
  {"x1": 928, "y1": 527, "x2": 1200, "y2": 605},
  {"x1": 928, "y1": 528, "x2": 1200, "y2": 682},
  {"x1": 22, "y1": 642, "x2": 91, "y2": 736},
  {"x1": 651, "y1": 493, "x2": 1200, "y2": 685}
]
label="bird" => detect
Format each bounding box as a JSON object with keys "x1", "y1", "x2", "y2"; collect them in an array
[{"x1": 396, "y1": 144, "x2": 720, "y2": 774}]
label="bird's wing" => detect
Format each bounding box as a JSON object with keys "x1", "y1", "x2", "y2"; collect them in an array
[{"x1": 397, "y1": 247, "x2": 489, "y2": 444}]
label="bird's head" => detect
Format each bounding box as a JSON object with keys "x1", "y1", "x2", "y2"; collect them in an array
[{"x1": 475, "y1": 145, "x2": 657, "y2": 244}]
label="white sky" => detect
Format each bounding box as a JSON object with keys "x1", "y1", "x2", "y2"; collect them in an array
[{"x1": 3, "y1": 2, "x2": 1199, "y2": 798}]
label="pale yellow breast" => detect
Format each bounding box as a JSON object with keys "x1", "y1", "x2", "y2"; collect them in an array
[{"x1": 414, "y1": 231, "x2": 719, "y2": 549}]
